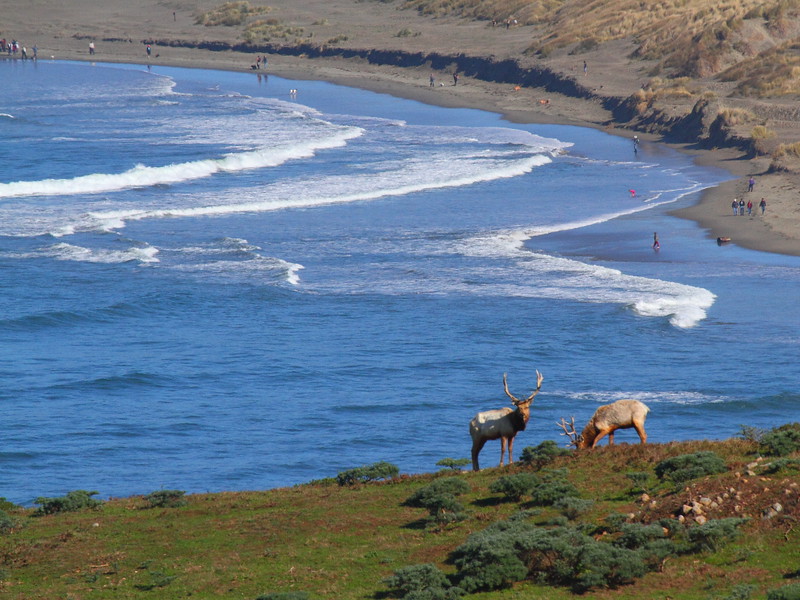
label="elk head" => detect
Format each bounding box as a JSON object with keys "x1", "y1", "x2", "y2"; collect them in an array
[{"x1": 556, "y1": 416, "x2": 583, "y2": 448}]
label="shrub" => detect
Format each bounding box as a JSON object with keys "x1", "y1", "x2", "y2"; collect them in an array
[
  {"x1": 654, "y1": 451, "x2": 727, "y2": 483},
  {"x1": 725, "y1": 584, "x2": 758, "y2": 600},
  {"x1": 529, "y1": 479, "x2": 580, "y2": 506},
  {"x1": 143, "y1": 490, "x2": 187, "y2": 508},
  {"x1": 520, "y1": 440, "x2": 571, "y2": 468},
  {"x1": 255, "y1": 593, "x2": 310, "y2": 600},
  {"x1": 436, "y1": 458, "x2": 470, "y2": 471},
  {"x1": 757, "y1": 458, "x2": 800, "y2": 475},
  {"x1": 383, "y1": 563, "x2": 464, "y2": 599},
  {"x1": 625, "y1": 471, "x2": 651, "y2": 492},
  {"x1": 687, "y1": 517, "x2": 749, "y2": 552},
  {"x1": 0, "y1": 510, "x2": 20, "y2": 535},
  {"x1": 739, "y1": 425, "x2": 767, "y2": 443},
  {"x1": 404, "y1": 478, "x2": 469, "y2": 525},
  {"x1": 767, "y1": 582, "x2": 800, "y2": 600},
  {"x1": 404, "y1": 478, "x2": 470, "y2": 507},
  {"x1": 489, "y1": 473, "x2": 539, "y2": 501},
  {"x1": 336, "y1": 461, "x2": 399, "y2": 485},
  {"x1": 760, "y1": 423, "x2": 800, "y2": 457},
  {"x1": 614, "y1": 523, "x2": 665, "y2": 549},
  {"x1": 33, "y1": 490, "x2": 102, "y2": 515},
  {"x1": 553, "y1": 497, "x2": 594, "y2": 520}
]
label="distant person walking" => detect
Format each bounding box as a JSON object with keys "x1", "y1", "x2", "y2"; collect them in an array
[
  {"x1": 747, "y1": 199, "x2": 753, "y2": 216},
  {"x1": 146, "y1": 44, "x2": 152, "y2": 57},
  {"x1": 759, "y1": 197, "x2": 767, "y2": 215},
  {"x1": 453, "y1": 72, "x2": 459, "y2": 86},
  {"x1": 430, "y1": 73, "x2": 435, "y2": 87},
  {"x1": 738, "y1": 199, "x2": 745, "y2": 215},
  {"x1": 583, "y1": 60, "x2": 587, "y2": 75},
  {"x1": 731, "y1": 199, "x2": 738, "y2": 216},
  {"x1": 652, "y1": 232, "x2": 660, "y2": 250},
  {"x1": 748, "y1": 176, "x2": 755, "y2": 192},
  {"x1": 89, "y1": 41, "x2": 95, "y2": 55}
]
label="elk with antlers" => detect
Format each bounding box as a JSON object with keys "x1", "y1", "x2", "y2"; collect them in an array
[
  {"x1": 557, "y1": 399, "x2": 650, "y2": 449},
  {"x1": 469, "y1": 371, "x2": 544, "y2": 471}
]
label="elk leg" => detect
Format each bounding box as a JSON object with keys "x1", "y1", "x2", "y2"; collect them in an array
[
  {"x1": 471, "y1": 439, "x2": 487, "y2": 471},
  {"x1": 508, "y1": 436, "x2": 515, "y2": 464},
  {"x1": 591, "y1": 429, "x2": 609, "y2": 448},
  {"x1": 634, "y1": 422, "x2": 647, "y2": 444},
  {"x1": 608, "y1": 431, "x2": 615, "y2": 446},
  {"x1": 499, "y1": 437, "x2": 508, "y2": 466}
]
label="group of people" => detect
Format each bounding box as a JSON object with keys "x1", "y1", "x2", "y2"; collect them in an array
[
  {"x1": 1, "y1": 39, "x2": 36, "y2": 60},
  {"x1": 731, "y1": 197, "x2": 766, "y2": 216}
]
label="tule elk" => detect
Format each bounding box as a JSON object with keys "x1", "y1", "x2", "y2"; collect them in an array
[
  {"x1": 470, "y1": 371, "x2": 543, "y2": 471},
  {"x1": 557, "y1": 399, "x2": 650, "y2": 449}
]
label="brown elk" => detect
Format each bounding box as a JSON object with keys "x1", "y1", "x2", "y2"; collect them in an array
[
  {"x1": 469, "y1": 371, "x2": 544, "y2": 471},
  {"x1": 557, "y1": 399, "x2": 650, "y2": 449}
]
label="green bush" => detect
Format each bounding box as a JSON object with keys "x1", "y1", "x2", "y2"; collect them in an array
[
  {"x1": 403, "y1": 478, "x2": 469, "y2": 525},
  {"x1": 336, "y1": 461, "x2": 399, "y2": 485},
  {"x1": 760, "y1": 424, "x2": 800, "y2": 457},
  {"x1": 489, "y1": 473, "x2": 539, "y2": 501},
  {"x1": 144, "y1": 490, "x2": 187, "y2": 508},
  {"x1": 725, "y1": 584, "x2": 758, "y2": 600},
  {"x1": 383, "y1": 563, "x2": 464, "y2": 599},
  {"x1": 520, "y1": 440, "x2": 571, "y2": 468},
  {"x1": 0, "y1": 510, "x2": 20, "y2": 535},
  {"x1": 529, "y1": 479, "x2": 580, "y2": 506},
  {"x1": 435, "y1": 458, "x2": 470, "y2": 471},
  {"x1": 33, "y1": 490, "x2": 102, "y2": 516},
  {"x1": 767, "y1": 582, "x2": 800, "y2": 600},
  {"x1": 654, "y1": 451, "x2": 727, "y2": 483},
  {"x1": 687, "y1": 517, "x2": 749, "y2": 552},
  {"x1": 625, "y1": 471, "x2": 651, "y2": 492},
  {"x1": 553, "y1": 497, "x2": 594, "y2": 520},
  {"x1": 404, "y1": 479, "x2": 469, "y2": 507},
  {"x1": 255, "y1": 593, "x2": 310, "y2": 600},
  {"x1": 614, "y1": 523, "x2": 666, "y2": 549},
  {"x1": 757, "y1": 458, "x2": 800, "y2": 475}
]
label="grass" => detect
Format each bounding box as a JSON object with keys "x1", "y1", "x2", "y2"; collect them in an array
[{"x1": 0, "y1": 436, "x2": 798, "y2": 599}]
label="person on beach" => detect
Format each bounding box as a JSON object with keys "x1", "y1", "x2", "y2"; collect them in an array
[
  {"x1": 633, "y1": 135, "x2": 639, "y2": 153},
  {"x1": 583, "y1": 60, "x2": 587, "y2": 75},
  {"x1": 739, "y1": 199, "x2": 745, "y2": 215},
  {"x1": 453, "y1": 72, "x2": 459, "y2": 86},
  {"x1": 759, "y1": 197, "x2": 767, "y2": 215},
  {"x1": 653, "y1": 232, "x2": 660, "y2": 250},
  {"x1": 747, "y1": 199, "x2": 753, "y2": 216},
  {"x1": 430, "y1": 73, "x2": 435, "y2": 87},
  {"x1": 89, "y1": 41, "x2": 95, "y2": 55},
  {"x1": 748, "y1": 176, "x2": 755, "y2": 192},
  {"x1": 146, "y1": 44, "x2": 151, "y2": 57},
  {"x1": 732, "y1": 199, "x2": 738, "y2": 216}
]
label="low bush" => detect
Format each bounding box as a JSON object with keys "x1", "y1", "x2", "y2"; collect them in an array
[
  {"x1": 529, "y1": 479, "x2": 580, "y2": 506},
  {"x1": 255, "y1": 593, "x2": 310, "y2": 600},
  {"x1": 520, "y1": 440, "x2": 571, "y2": 468},
  {"x1": 654, "y1": 451, "x2": 727, "y2": 483},
  {"x1": 489, "y1": 473, "x2": 539, "y2": 501},
  {"x1": 0, "y1": 510, "x2": 20, "y2": 535},
  {"x1": 383, "y1": 563, "x2": 464, "y2": 599},
  {"x1": 336, "y1": 461, "x2": 399, "y2": 486},
  {"x1": 760, "y1": 423, "x2": 800, "y2": 457},
  {"x1": 33, "y1": 490, "x2": 102, "y2": 516},
  {"x1": 144, "y1": 490, "x2": 187, "y2": 508},
  {"x1": 767, "y1": 582, "x2": 800, "y2": 600},
  {"x1": 554, "y1": 497, "x2": 594, "y2": 520},
  {"x1": 687, "y1": 517, "x2": 749, "y2": 552},
  {"x1": 435, "y1": 458, "x2": 470, "y2": 471},
  {"x1": 404, "y1": 478, "x2": 469, "y2": 525},
  {"x1": 625, "y1": 471, "x2": 651, "y2": 492}
]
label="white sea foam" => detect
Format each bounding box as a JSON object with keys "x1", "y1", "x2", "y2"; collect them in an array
[
  {"x1": 0, "y1": 126, "x2": 363, "y2": 198},
  {"x1": 39, "y1": 242, "x2": 160, "y2": 264}
]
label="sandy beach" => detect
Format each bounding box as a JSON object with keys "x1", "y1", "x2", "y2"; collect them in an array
[{"x1": 2, "y1": 0, "x2": 799, "y2": 257}]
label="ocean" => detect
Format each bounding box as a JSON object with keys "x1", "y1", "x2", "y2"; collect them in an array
[{"x1": 1, "y1": 60, "x2": 798, "y2": 505}]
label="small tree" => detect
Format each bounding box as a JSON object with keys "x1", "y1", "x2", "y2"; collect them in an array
[
  {"x1": 384, "y1": 563, "x2": 464, "y2": 599},
  {"x1": 34, "y1": 490, "x2": 102, "y2": 516},
  {"x1": 520, "y1": 440, "x2": 571, "y2": 469},
  {"x1": 436, "y1": 458, "x2": 470, "y2": 471},
  {"x1": 760, "y1": 423, "x2": 800, "y2": 457},
  {"x1": 654, "y1": 451, "x2": 727, "y2": 484},
  {"x1": 143, "y1": 490, "x2": 187, "y2": 508},
  {"x1": 489, "y1": 473, "x2": 540, "y2": 502},
  {"x1": 336, "y1": 461, "x2": 399, "y2": 486}
]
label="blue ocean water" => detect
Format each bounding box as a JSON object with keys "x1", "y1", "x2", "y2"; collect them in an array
[{"x1": 0, "y1": 60, "x2": 798, "y2": 504}]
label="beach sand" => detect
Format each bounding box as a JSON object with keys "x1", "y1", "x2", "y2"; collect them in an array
[{"x1": 2, "y1": 0, "x2": 798, "y2": 256}]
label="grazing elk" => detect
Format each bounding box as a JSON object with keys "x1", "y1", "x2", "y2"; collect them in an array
[
  {"x1": 470, "y1": 371, "x2": 544, "y2": 471},
  {"x1": 557, "y1": 399, "x2": 650, "y2": 449}
]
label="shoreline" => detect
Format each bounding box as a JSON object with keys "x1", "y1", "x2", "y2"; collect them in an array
[{"x1": 3, "y1": 40, "x2": 800, "y2": 257}]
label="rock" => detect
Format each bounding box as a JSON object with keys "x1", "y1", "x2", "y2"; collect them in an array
[
  {"x1": 682, "y1": 504, "x2": 693, "y2": 515},
  {"x1": 700, "y1": 497, "x2": 712, "y2": 506},
  {"x1": 641, "y1": 493, "x2": 651, "y2": 503},
  {"x1": 695, "y1": 515, "x2": 707, "y2": 525}
]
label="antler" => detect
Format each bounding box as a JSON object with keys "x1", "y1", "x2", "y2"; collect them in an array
[
  {"x1": 503, "y1": 370, "x2": 544, "y2": 404},
  {"x1": 556, "y1": 416, "x2": 579, "y2": 447},
  {"x1": 502, "y1": 373, "x2": 518, "y2": 402},
  {"x1": 527, "y1": 370, "x2": 544, "y2": 401}
]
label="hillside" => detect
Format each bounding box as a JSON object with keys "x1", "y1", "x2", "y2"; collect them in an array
[{"x1": 0, "y1": 430, "x2": 799, "y2": 599}]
